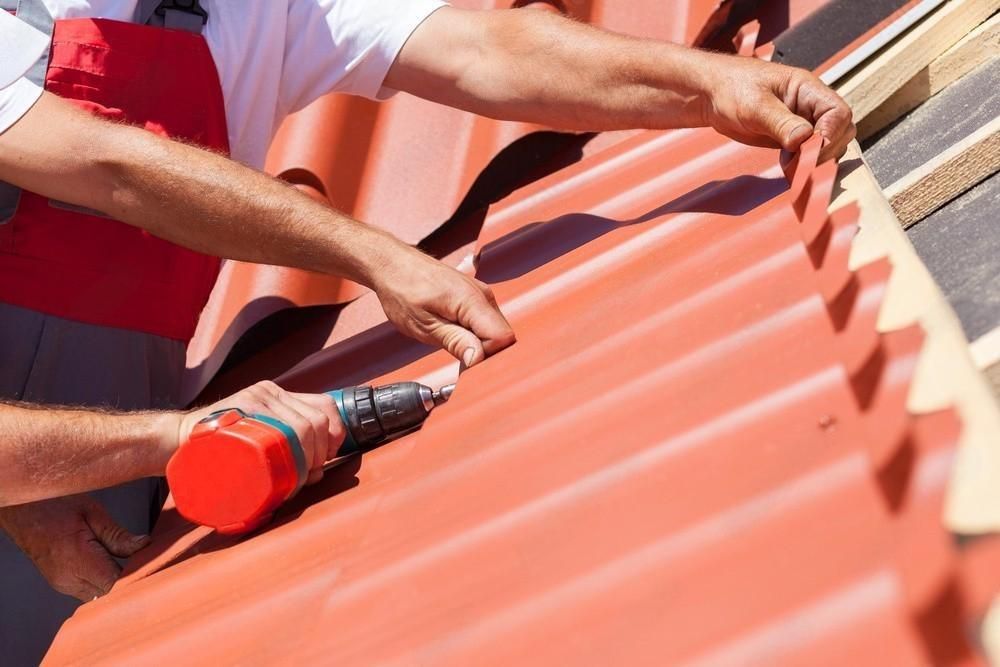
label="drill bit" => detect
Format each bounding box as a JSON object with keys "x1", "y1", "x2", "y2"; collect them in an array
[{"x1": 432, "y1": 383, "x2": 456, "y2": 406}]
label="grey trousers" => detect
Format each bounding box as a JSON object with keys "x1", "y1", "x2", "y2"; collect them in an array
[{"x1": 0, "y1": 302, "x2": 185, "y2": 666}]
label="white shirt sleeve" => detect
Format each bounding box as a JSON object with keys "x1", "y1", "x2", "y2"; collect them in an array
[
  {"x1": 0, "y1": 78, "x2": 43, "y2": 134},
  {"x1": 280, "y1": 0, "x2": 447, "y2": 115},
  {"x1": 0, "y1": 10, "x2": 49, "y2": 134}
]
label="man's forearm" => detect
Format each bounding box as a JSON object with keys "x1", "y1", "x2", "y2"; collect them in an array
[
  {"x1": 0, "y1": 93, "x2": 415, "y2": 290},
  {"x1": 0, "y1": 403, "x2": 176, "y2": 507},
  {"x1": 389, "y1": 9, "x2": 709, "y2": 132},
  {"x1": 0, "y1": 92, "x2": 516, "y2": 367},
  {"x1": 391, "y1": 8, "x2": 855, "y2": 161}
]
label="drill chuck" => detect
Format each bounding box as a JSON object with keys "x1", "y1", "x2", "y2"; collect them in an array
[{"x1": 333, "y1": 382, "x2": 441, "y2": 456}]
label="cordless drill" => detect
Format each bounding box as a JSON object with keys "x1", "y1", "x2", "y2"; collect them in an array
[{"x1": 166, "y1": 382, "x2": 455, "y2": 535}]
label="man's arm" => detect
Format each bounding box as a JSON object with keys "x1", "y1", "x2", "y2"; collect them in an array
[
  {"x1": 386, "y1": 8, "x2": 856, "y2": 161},
  {"x1": 0, "y1": 403, "x2": 175, "y2": 508},
  {"x1": 0, "y1": 93, "x2": 514, "y2": 366},
  {"x1": 0, "y1": 382, "x2": 343, "y2": 508},
  {"x1": 0, "y1": 381, "x2": 343, "y2": 600}
]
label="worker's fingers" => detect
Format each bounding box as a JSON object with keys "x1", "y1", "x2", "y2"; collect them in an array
[
  {"x1": 475, "y1": 279, "x2": 500, "y2": 308},
  {"x1": 451, "y1": 290, "x2": 516, "y2": 363},
  {"x1": 432, "y1": 320, "x2": 487, "y2": 368},
  {"x1": 751, "y1": 93, "x2": 814, "y2": 153},
  {"x1": 79, "y1": 549, "x2": 122, "y2": 597},
  {"x1": 373, "y1": 254, "x2": 516, "y2": 367},
  {"x1": 278, "y1": 391, "x2": 332, "y2": 479},
  {"x1": 56, "y1": 574, "x2": 106, "y2": 602},
  {"x1": 293, "y1": 392, "x2": 347, "y2": 460},
  {"x1": 789, "y1": 75, "x2": 855, "y2": 161},
  {"x1": 249, "y1": 382, "x2": 319, "y2": 486},
  {"x1": 815, "y1": 108, "x2": 856, "y2": 161},
  {"x1": 71, "y1": 579, "x2": 106, "y2": 602},
  {"x1": 82, "y1": 498, "x2": 150, "y2": 559},
  {"x1": 76, "y1": 511, "x2": 127, "y2": 598}
]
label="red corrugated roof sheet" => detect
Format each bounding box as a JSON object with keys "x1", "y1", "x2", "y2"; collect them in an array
[
  {"x1": 45, "y1": 1, "x2": 1000, "y2": 664},
  {"x1": 44, "y1": 126, "x2": 989, "y2": 665}
]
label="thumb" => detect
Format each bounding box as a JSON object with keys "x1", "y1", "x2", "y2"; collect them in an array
[
  {"x1": 432, "y1": 321, "x2": 486, "y2": 368},
  {"x1": 459, "y1": 291, "x2": 516, "y2": 358},
  {"x1": 83, "y1": 500, "x2": 150, "y2": 559},
  {"x1": 758, "y1": 95, "x2": 813, "y2": 152}
]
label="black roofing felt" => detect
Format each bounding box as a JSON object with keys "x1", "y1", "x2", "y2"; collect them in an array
[
  {"x1": 772, "y1": 0, "x2": 911, "y2": 71},
  {"x1": 864, "y1": 59, "x2": 1000, "y2": 187},
  {"x1": 908, "y1": 172, "x2": 1000, "y2": 341}
]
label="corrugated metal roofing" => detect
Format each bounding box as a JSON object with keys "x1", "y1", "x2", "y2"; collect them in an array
[
  {"x1": 43, "y1": 2, "x2": 1000, "y2": 664},
  {"x1": 44, "y1": 123, "x2": 989, "y2": 664}
]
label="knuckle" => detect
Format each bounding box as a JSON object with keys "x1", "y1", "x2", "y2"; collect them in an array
[
  {"x1": 329, "y1": 415, "x2": 346, "y2": 439},
  {"x1": 289, "y1": 414, "x2": 312, "y2": 439},
  {"x1": 311, "y1": 412, "x2": 330, "y2": 434},
  {"x1": 244, "y1": 385, "x2": 269, "y2": 403},
  {"x1": 255, "y1": 380, "x2": 281, "y2": 395}
]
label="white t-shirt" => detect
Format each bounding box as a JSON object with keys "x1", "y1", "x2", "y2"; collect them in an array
[
  {"x1": 0, "y1": 0, "x2": 446, "y2": 167},
  {"x1": 0, "y1": 10, "x2": 48, "y2": 132}
]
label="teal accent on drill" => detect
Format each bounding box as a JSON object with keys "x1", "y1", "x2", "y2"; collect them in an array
[
  {"x1": 250, "y1": 414, "x2": 308, "y2": 497},
  {"x1": 326, "y1": 390, "x2": 360, "y2": 455}
]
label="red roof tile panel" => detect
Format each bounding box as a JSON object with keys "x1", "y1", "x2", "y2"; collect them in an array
[
  {"x1": 41, "y1": 5, "x2": 1000, "y2": 663},
  {"x1": 44, "y1": 125, "x2": 991, "y2": 664}
]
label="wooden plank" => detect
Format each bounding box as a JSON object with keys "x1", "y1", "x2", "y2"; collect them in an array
[
  {"x1": 859, "y1": 12, "x2": 1000, "y2": 140},
  {"x1": 971, "y1": 326, "x2": 1000, "y2": 395},
  {"x1": 864, "y1": 57, "x2": 1000, "y2": 188},
  {"x1": 831, "y1": 141, "x2": 1000, "y2": 534},
  {"x1": 837, "y1": 0, "x2": 1000, "y2": 123},
  {"x1": 971, "y1": 326, "x2": 1000, "y2": 370},
  {"x1": 884, "y1": 116, "x2": 1000, "y2": 226}
]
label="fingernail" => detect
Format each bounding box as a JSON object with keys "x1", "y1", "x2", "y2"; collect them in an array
[
  {"x1": 133, "y1": 534, "x2": 150, "y2": 545},
  {"x1": 462, "y1": 348, "x2": 476, "y2": 367},
  {"x1": 789, "y1": 125, "x2": 812, "y2": 144}
]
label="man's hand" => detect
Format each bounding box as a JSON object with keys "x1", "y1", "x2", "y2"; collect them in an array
[
  {"x1": 0, "y1": 496, "x2": 150, "y2": 601},
  {"x1": 0, "y1": 382, "x2": 350, "y2": 509},
  {"x1": 695, "y1": 54, "x2": 855, "y2": 162},
  {"x1": 0, "y1": 382, "x2": 346, "y2": 600},
  {"x1": 178, "y1": 381, "x2": 347, "y2": 486},
  {"x1": 370, "y1": 248, "x2": 515, "y2": 367},
  {"x1": 0, "y1": 381, "x2": 347, "y2": 600}
]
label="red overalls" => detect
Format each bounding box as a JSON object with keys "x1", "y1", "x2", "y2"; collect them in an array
[
  {"x1": 0, "y1": 1, "x2": 228, "y2": 662},
  {"x1": 0, "y1": 0, "x2": 229, "y2": 341}
]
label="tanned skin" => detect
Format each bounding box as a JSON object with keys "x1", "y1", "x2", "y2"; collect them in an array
[
  {"x1": 0, "y1": 7, "x2": 855, "y2": 603},
  {"x1": 387, "y1": 8, "x2": 855, "y2": 161}
]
